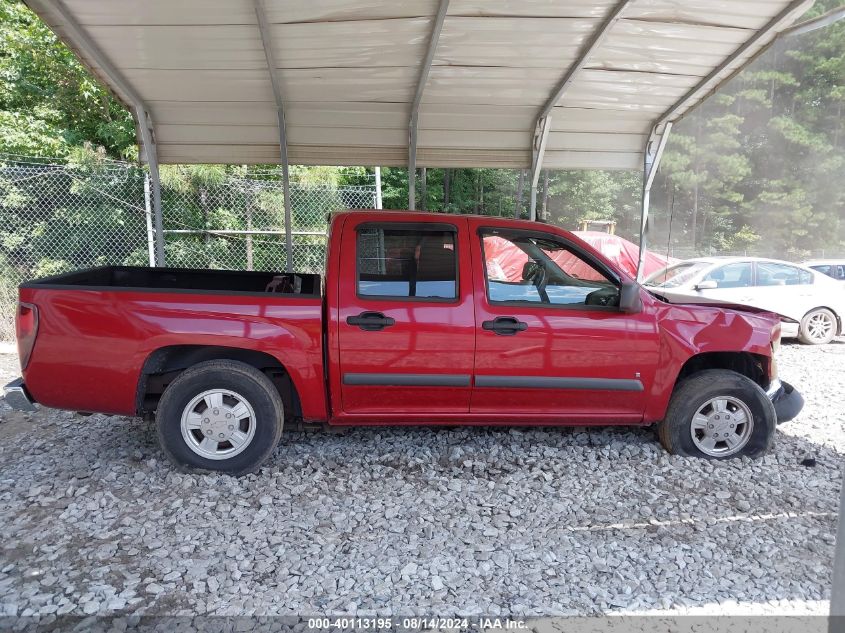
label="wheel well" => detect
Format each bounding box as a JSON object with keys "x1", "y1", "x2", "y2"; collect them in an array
[
  {"x1": 676, "y1": 352, "x2": 769, "y2": 390},
  {"x1": 136, "y1": 345, "x2": 302, "y2": 419}
]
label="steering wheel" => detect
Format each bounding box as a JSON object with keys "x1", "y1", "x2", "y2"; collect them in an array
[
  {"x1": 531, "y1": 263, "x2": 550, "y2": 303},
  {"x1": 585, "y1": 286, "x2": 620, "y2": 307}
]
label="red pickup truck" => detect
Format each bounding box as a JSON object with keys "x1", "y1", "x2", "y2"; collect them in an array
[{"x1": 4, "y1": 211, "x2": 802, "y2": 475}]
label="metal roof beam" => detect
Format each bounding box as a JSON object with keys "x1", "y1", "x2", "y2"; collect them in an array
[
  {"x1": 529, "y1": 0, "x2": 632, "y2": 220},
  {"x1": 536, "y1": 0, "x2": 632, "y2": 124},
  {"x1": 655, "y1": 0, "x2": 814, "y2": 130},
  {"x1": 38, "y1": 0, "x2": 166, "y2": 265},
  {"x1": 409, "y1": 0, "x2": 449, "y2": 210},
  {"x1": 252, "y1": 0, "x2": 293, "y2": 272},
  {"x1": 782, "y1": 4, "x2": 845, "y2": 37}
]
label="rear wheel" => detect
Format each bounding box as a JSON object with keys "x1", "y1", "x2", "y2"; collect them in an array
[
  {"x1": 658, "y1": 369, "x2": 775, "y2": 459},
  {"x1": 798, "y1": 308, "x2": 836, "y2": 345},
  {"x1": 156, "y1": 360, "x2": 284, "y2": 475}
]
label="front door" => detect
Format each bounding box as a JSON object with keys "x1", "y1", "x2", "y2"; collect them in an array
[
  {"x1": 470, "y1": 224, "x2": 659, "y2": 422},
  {"x1": 336, "y1": 216, "x2": 475, "y2": 416}
]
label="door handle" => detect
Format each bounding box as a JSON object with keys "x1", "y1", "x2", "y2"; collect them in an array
[
  {"x1": 482, "y1": 316, "x2": 527, "y2": 336},
  {"x1": 346, "y1": 311, "x2": 395, "y2": 331}
]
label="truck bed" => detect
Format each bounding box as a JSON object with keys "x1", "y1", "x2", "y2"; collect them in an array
[
  {"x1": 22, "y1": 265, "x2": 321, "y2": 297},
  {"x1": 17, "y1": 265, "x2": 326, "y2": 419}
]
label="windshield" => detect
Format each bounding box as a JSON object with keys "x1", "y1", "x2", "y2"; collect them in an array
[{"x1": 644, "y1": 262, "x2": 710, "y2": 288}]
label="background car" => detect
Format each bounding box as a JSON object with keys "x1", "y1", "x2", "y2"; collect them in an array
[
  {"x1": 804, "y1": 259, "x2": 845, "y2": 284},
  {"x1": 644, "y1": 256, "x2": 845, "y2": 345}
]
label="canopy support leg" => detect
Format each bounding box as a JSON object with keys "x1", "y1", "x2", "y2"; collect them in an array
[
  {"x1": 529, "y1": 116, "x2": 551, "y2": 221},
  {"x1": 277, "y1": 109, "x2": 293, "y2": 273},
  {"x1": 253, "y1": 0, "x2": 293, "y2": 272},
  {"x1": 143, "y1": 174, "x2": 156, "y2": 267},
  {"x1": 137, "y1": 109, "x2": 165, "y2": 267},
  {"x1": 408, "y1": 0, "x2": 449, "y2": 210},
  {"x1": 635, "y1": 123, "x2": 672, "y2": 282}
]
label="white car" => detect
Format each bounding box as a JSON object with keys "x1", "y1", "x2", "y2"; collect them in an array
[
  {"x1": 804, "y1": 259, "x2": 845, "y2": 284},
  {"x1": 644, "y1": 257, "x2": 845, "y2": 345}
]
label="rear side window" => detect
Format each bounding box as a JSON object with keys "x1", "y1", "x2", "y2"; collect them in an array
[
  {"x1": 756, "y1": 262, "x2": 812, "y2": 286},
  {"x1": 811, "y1": 264, "x2": 845, "y2": 280},
  {"x1": 357, "y1": 224, "x2": 457, "y2": 300}
]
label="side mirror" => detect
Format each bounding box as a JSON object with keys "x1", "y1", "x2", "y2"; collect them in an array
[
  {"x1": 695, "y1": 280, "x2": 718, "y2": 290},
  {"x1": 619, "y1": 282, "x2": 642, "y2": 314}
]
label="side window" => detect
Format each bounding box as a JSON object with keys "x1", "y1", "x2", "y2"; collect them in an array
[
  {"x1": 703, "y1": 262, "x2": 752, "y2": 288},
  {"x1": 756, "y1": 262, "x2": 810, "y2": 286},
  {"x1": 357, "y1": 224, "x2": 457, "y2": 300},
  {"x1": 480, "y1": 229, "x2": 619, "y2": 307}
]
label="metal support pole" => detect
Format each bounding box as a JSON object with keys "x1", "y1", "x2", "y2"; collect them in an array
[
  {"x1": 375, "y1": 167, "x2": 383, "y2": 209},
  {"x1": 254, "y1": 0, "x2": 293, "y2": 272},
  {"x1": 529, "y1": 116, "x2": 551, "y2": 221},
  {"x1": 831, "y1": 466, "x2": 845, "y2": 633},
  {"x1": 143, "y1": 174, "x2": 156, "y2": 267},
  {"x1": 420, "y1": 167, "x2": 427, "y2": 211},
  {"x1": 636, "y1": 123, "x2": 672, "y2": 282},
  {"x1": 277, "y1": 109, "x2": 294, "y2": 273},
  {"x1": 137, "y1": 110, "x2": 165, "y2": 266},
  {"x1": 409, "y1": 0, "x2": 449, "y2": 210}
]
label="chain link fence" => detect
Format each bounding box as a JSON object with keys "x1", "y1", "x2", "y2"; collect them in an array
[
  {"x1": 0, "y1": 154, "x2": 376, "y2": 339},
  {"x1": 160, "y1": 168, "x2": 375, "y2": 272}
]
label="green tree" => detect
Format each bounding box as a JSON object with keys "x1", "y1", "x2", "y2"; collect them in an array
[{"x1": 0, "y1": 1, "x2": 136, "y2": 158}]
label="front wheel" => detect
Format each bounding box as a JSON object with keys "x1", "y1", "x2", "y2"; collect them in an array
[
  {"x1": 799, "y1": 308, "x2": 836, "y2": 345},
  {"x1": 658, "y1": 369, "x2": 776, "y2": 459},
  {"x1": 156, "y1": 360, "x2": 284, "y2": 475}
]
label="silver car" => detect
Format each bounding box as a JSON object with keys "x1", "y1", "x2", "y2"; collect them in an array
[{"x1": 645, "y1": 256, "x2": 845, "y2": 345}]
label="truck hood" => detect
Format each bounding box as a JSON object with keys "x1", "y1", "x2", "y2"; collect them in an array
[{"x1": 646, "y1": 288, "x2": 796, "y2": 323}]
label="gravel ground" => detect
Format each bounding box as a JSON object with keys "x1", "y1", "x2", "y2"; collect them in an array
[{"x1": 0, "y1": 340, "x2": 842, "y2": 618}]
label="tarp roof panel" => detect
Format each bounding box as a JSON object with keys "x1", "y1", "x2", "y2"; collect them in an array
[{"x1": 25, "y1": 0, "x2": 813, "y2": 169}]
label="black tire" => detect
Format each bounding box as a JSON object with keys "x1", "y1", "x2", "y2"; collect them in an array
[
  {"x1": 798, "y1": 308, "x2": 837, "y2": 345},
  {"x1": 156, "y1": 360, "x2": 284, "y2": 475},
  {"x1": 658, "y1": 369, "x2": 775, "y2": 459}
]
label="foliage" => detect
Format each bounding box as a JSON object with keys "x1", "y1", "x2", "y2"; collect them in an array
[{"x1": 0, "y1": 1, "x2": 136, "y2": 158}]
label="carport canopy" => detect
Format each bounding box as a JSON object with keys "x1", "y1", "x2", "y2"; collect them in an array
[
  {"x1": 27, "y1": 0, "x2": 814, "y2": 170},
  {"x1": 24, "y1": 0, "x2": 821, "y2": 267}
]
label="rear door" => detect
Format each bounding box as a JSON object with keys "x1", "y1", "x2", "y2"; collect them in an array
[
  {"x1": 336, "y1": 215, "x2": 475, "y2": 415},
  {"x1": 470, "y1": 223, "x2": 660, "y2": 421}
]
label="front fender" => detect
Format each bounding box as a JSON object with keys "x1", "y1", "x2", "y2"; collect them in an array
[{"x1": 643, "y1": 304, "x2": 778, "y2": 422}]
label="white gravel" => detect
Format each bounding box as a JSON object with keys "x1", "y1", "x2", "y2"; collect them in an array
[{"x1": 0, "y1": 340, "x2": 842, "y2": 618}]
